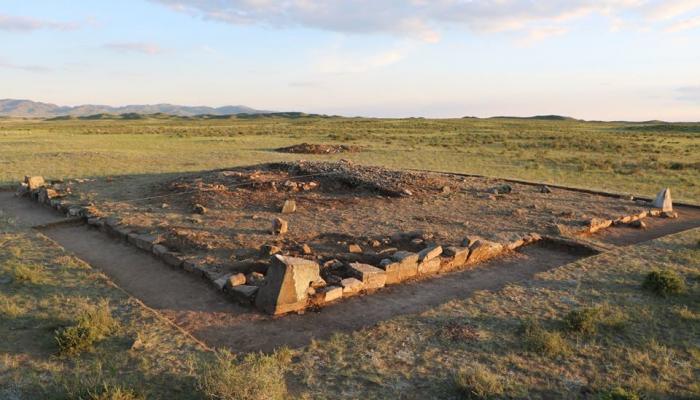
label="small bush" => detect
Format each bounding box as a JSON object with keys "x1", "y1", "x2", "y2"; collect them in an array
[
  {"x1": 55, "y1": 300, "x2": 117, "y2": 356},
  {"x1": 520, "y1": 318, "x2": 569, "y2": 357},
  {"x1": 599, "y1": 386, "x2": 640, "y2": 400},
  {"x1": 563, "y1": 307, "x2": 599, "y2": 335},
  {"x1": 642, "y1": 270, "x2": 686, "y2": 297},
  {"x1": 198, "y1": 349, "x2": 291, "y2": 400},
  {"x1": 454, "y1": 365, "x2": 504, "y2": 399}
]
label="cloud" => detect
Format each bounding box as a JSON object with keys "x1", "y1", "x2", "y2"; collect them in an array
[
  {"x1": 517, "y1": 26, "x2": 569, "y2": 46},
  {"x1": 0, "y1": 58, "x2": 51, "y2": 72},
  {"x1": 677, "y1": 86, "x2": 700, "y2": 102},
  {"x1": 666, "y1": 15, "x2": 700, "y2": 32},
  {"x1": 150, "y1": 0, "x2": 700, "y2": 42},
  {"x1": 316, "y1": 44, "x2": 412, "y2": 74},
  {"x1": 0, "y1": 13, "x2": 79, "y2": 32},
  {"x1": 103, "y1": 42, "x2": 164, "y2": 55}
]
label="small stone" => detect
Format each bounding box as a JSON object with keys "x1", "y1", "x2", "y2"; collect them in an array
[
  {"x1": 313, "y1": 286, "x2": 343, "y2": 304},
  {"x1": 152, "y1": 244, "x2": 168, "y2": 257},
  {"x1": 348, "y1": 244, "x2": 363, "y2": 253},
  {"x1": 301, "y1": 243, "x2": 313, "y2": 255},
  {"x1": 272, "y1": 218, "x2": 288, "y2": 235},
  {"x1": 652, "y1": 188, "x2": 673, "y2": 212},
  {"x1": 410, "y1": 238, "x2": 424, "y2": 247},
  {"x1": 539, "y1": 185, "x2": 552, "y2": 194},
  {"x1": 246, "y1": 272, "x2": 266, "y2": 287},
  {"x1": 340, "y1": 277, "x2": 363, "y2": 295},
  {"x1": 588, "y1": 218, "x2": 612, "y2": 233},
  {"x1": 369, "y1": 239, "x2": 381, "y2": 248},
  {"x1": 661, "y1": 211, "x2": 679, "y2": 219},
  {"x1": 281, "y1": 199, "x2": 297, "y2": 214},
  {"x1": 226, "y1": 273, "x2": 247, "y2": 288},
  {"x1": 441, "y1": 185, "x2": 451, "y2": 194},
  {"x1": 192, "y1": 204, "x2": 207, "y2": 214},
  {"x1": 630, "y1": 220, "x2": 647, "y2": 229},
  {"x1": 260, "y1": 244, "x2": 281, "y2": 256},
  {"x1": 461, "y1": 236, "x2": 483, "y2": 247}
]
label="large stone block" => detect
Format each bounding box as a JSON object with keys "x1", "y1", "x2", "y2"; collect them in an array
[
  {"x1": 348, "y1": 262, "x2": 386, "y2": 290},
  {"x1": 340, "y1": 277, "x2": 363, "y2": 296},
  {"x1": 442, "y1": 246, "x2": 469, "y2": 271},
  {"x1": 418, "y1": 257, "x2": 441, "y2": 275},
  {"x1": 25, "y1": 176, "x2": 45, "y2": 191},
  {"x1": 379, "y1": 259, "x2": 402, "y2": 284},
  {"x1": 255, "y1": 255, "x2": 320, "y2": 315},
  {"x1": 390, "y1": 251, "x2": 419, "y2": 281}
]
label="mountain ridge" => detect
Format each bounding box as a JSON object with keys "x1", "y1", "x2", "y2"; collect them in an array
[{"x1": 0, "y1": 99, "x2": 272, "y2": 118}]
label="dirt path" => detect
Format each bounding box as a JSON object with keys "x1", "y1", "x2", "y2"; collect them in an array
[
  {"x1": 0, "y1": 192, "x2": 69, "y2": 228},
  {"x1": 41, "y1": 224, "x2": 584, "y2": 352}
]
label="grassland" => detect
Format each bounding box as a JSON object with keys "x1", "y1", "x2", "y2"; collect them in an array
[
  {"x1": 1, "y1": 116, "x2": 698, "y2": 201},
  {"x1": 1, "y1": 115, "x2": 699, "y2": 399}
]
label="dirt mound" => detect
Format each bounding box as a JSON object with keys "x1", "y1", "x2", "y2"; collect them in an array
[{"x1": 276, "y1": 143, "x2": 360, "y2": 154}]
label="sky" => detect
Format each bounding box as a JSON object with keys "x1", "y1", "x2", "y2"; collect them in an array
[{"x1": 1, "y1": 0, "x2": 700, "y2": 120}]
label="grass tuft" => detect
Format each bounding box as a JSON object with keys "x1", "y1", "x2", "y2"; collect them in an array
[
  {"x1": 642, "y1": 270, "x2": 686, "y2": 297},
  {"x1": 11, "y1": 262, "x2": 44, "y2": 284},
  {"x1": 520, "y1": 318, "x2": 570, "y2": 357},
  {"x1": 563, "y1": 307, "x2": 600, "y2": 335},
  {"x1": 55, "y1": 299, "x2": 117, "y2": 356},
  {"x1": 197, "y1": 349, "x2": 291, "y2": 400},
  {"x1": 599, "y1": 386, "x2": 640, "y2": 400},
  {"x1": 453, "y1": 365, "x2": 504, "y2": 399}
]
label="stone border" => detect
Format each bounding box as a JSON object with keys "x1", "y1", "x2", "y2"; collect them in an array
[{"x1": 13, "y1": 174, "x2": 679, "y2": 316}]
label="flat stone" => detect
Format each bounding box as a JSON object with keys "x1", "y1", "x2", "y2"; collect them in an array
[
  {"x1": 441, "y1": 246, "x2": 469, "y2": 271},
  {"x1": 281, "y1": 199, "x2": 297, "y2": 214},
  {"x1": 418, "y1": 245, "x2": 442, "y2": 261},
  {"x1": 152, "y1": 244, "x2": 168, "y2": 257},
  {"x1": 588, "y1": 218, "x2": 612, "y2": 233},
  {"x1": 662, "y1": 211, "x2": 679, "y2": 219},
  {"x1": 301, "y1": 244, "x2": 313, "y2": 255},
  {"x1": 255, "y1": 255, "x2": 320, "y2": 315},
  {"x1": 467, "y1": 240, "x2": 504, "y2": 264},
  {"x1": 630, "y1": 220, "x2": 647, "y2": 229},
  {"x1": 229, "y1": 285, "x2": 259, "y2": 305},
  {"x1": 340, "y1": 277, "x2": 363, "y2": 295},
  {"x1": 272, "y1": 217, "x2": 288, "y2": 235},
  {"x1": 461, "y1": 236, "x2": 483, "y2": 247},
  {"x1": 652, "y1": 188, "x2": 673, "y2": 212},
  {"x1": 348, "y1": 263, "x2": 386, "y2": 290},
  {"x1": 348, "y1": 244, "x2": 363, "y2": 253},
  {"x1": 128, "y1": 233, "x2": 157, "y2": 252},
  {"x1": 418, "y1": 257, "x2": 441, "y2": 275},
  {"x1": 160, "y1": 252, "x2": 183, "y2": 268},
  {"x1": 391, "y1": 251, "x2": 419, "y2": 264},
  {"x1": 313, "y1": 285, "x2": 343, "y2": 304}
]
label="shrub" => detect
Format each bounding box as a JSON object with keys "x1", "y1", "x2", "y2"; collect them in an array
[
  {"x1": 563, "y1": 307, "x2": 599, "y2": 335},
  {"x1": 55, "y1": 300, "x2": 117, "y2": 356},
  {"x1": 198, "y1": 349, "x2": 290, "y2": 400},
  {"x1": 642, "y1": 270, "x2": 686, "y2": 297},
  {"x1": 599, "y1": 386, "x2": 640, "y2": 400},
  {"x1": 520, "y1": 318, "x2": 569, "y2": 357},
  {"x1": 454, "y1": 365, "x2": 504, "y2": 399}
]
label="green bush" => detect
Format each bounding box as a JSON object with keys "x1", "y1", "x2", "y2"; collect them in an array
[
  {"x1": 55, "y1": 300, "x2": 117, "y2": 356},
  {"x1": 563, "y1": 307, "x2": 599, "y2": 335},
  {"x1": 198, "y1": 349, "x2": 291, "y2": 400},
  {"x1": 599, "y1": 386, "x2": 640, "y2": 400},
  {"x1": 454, "y1": 365, "x2": 504, "y2": 399},
  {"x1": 520, "y1": 318, "x2": 570, "y2": 357},
  {"x1": 642, "y1": 270, "x2": 686, "y2": 297}
]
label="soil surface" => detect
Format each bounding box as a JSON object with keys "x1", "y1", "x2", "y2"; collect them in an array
[{"x1": 62, "y1": 161, "x2": 660, "y2": 276}]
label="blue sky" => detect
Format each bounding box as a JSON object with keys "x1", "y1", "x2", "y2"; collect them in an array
[{"x1": 1, "y1": 0, "x2": 699, "y2": 120}]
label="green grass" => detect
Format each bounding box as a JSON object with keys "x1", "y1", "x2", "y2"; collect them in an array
[
  {"x1": 1, "y1": 116, "x2": 698, "y2": 201},
  {"x1": 1, "y1": 115, "x2": 699, "y2": 398}
]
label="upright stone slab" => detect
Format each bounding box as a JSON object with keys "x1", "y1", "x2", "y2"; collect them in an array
[
  {"x1": 652, "y1": 188, "x2": 673, "y2": 212},
  {"x1": 25, "y1": 176, "x2": 45, "y2": 191},
  {"x1": 255, "y1": 255, "x2": 320, "y2": 315}
]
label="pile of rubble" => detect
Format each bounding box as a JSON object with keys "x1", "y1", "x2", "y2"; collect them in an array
[{"x1": 276, "y1": 143, "x2": 361, "y2": 154}]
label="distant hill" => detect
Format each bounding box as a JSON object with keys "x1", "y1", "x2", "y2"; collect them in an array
[
  {"x1": 489, "y1": 115, "x2": 579, "y2": 121},
  {"x1": 0, "y1": 99, "x2": 272, "y2": 118}
]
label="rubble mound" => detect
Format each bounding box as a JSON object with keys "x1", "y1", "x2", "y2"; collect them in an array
[{"x1": 276, "y1": 143, "x2": 360, "y2": 154}]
